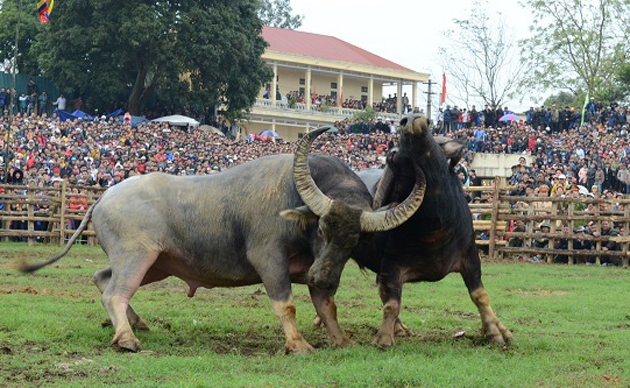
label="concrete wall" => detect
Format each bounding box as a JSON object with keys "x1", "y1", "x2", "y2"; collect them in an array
[{"x1": 470, "y1": 153, "x2": 530, "y2": 179}]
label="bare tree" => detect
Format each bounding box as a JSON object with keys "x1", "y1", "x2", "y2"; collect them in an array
[{"x1": 438, "y1": 0, "x2": 526, "y2": 108}]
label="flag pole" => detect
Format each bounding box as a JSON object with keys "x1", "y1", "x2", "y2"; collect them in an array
[{"x1": 4, "y1": 0, "x2": 20, "y2": 183}]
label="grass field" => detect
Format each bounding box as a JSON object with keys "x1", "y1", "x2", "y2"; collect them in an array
[{"x1": 0, "y1": 242, "x2": 629, "y2": 387}]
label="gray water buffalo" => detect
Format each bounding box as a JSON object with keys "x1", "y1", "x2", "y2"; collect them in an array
[
  {"x1": 20, "y1": 128, "x2": 425, "y2": 354},
  {"x1": 309, "y1": 116, "x2": 512, "y2": 348}
]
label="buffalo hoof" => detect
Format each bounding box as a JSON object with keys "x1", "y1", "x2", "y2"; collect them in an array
[
  {"x1": 484, "y1": 321, "x2": 513, "y2": 348},
  {"x1": 394, "y1": 319, "x2": 411, "y2": 337},
  {"x1": 112, "y1": 332, "x2": 142, "y2": 352},
  {"x1": 372, "y1": 331, "x2": 395, "y2": 349},
  {"x1": 333, "y1": 337, "x2": 356, "y2": 348},
  {"x1": 285, "y1": 339, "x2": 315, "y2": 354},
  {"x1": 133, "y1": 318, "x2": 151, "y2": 332}
]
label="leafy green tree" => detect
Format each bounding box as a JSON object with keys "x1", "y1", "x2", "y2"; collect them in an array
[
  {"x1": 352, "y1": 106, "x2": 375, "y2": 122},
  {"x1": 543, "y1": 90, "x2": 580, "y2": 108},
  {"x1": 520, "y1": 0, "x2": 630, "y2": 101},
  {"x1": 29, "y1": 0, "x2": 273, "y2": 115},
  {"x1": 258, "y1": 0, "x2": 303, "y2": 29},
  {"x1": 610, "y1": 62, "x2": 630, "y2": 101},
  {"x1": 0, "y1": 0, "x2": 43, "y2": 76},
  {"x1": 438, "y1": 0, "x2": 526, "y2": 109}
]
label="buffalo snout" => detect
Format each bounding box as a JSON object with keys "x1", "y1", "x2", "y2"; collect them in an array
[{"x1": 307, "y1": 261, "x2": 342, "y2": 291}]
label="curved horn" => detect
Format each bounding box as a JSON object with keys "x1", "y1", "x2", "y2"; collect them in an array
[
  {"x1": 293, "y1": 126, "x2": 333, "y2": 216},
  {"x1": 359, "y1": 165, "x2": 426, "y2": 232}
]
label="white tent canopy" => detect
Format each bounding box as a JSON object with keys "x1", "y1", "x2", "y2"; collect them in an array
[{"x1": 151, "y1": 114, "x2": 200, "y2": 127}]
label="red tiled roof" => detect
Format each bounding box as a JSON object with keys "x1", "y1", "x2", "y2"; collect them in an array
[{"x1": 262, "y1": 26, "x2": 414, "y2": 73}]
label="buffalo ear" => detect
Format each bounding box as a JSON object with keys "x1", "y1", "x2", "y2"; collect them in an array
[
  {"x1": 442, "y1": 140, "x2": 466, "y2": 170},
  {"x1": 279, "y1": 206, "x2": 318, "y2": 229}
]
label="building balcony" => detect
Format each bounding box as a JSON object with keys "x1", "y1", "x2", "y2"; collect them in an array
[{"x1": 251, "y1": 98, "x2": 400, "y2": 123}]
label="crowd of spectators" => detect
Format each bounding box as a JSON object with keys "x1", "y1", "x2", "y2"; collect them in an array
[
  {"x1": 1, "y1": 97, "x2": 629, "y2": 263},
  {"x1": 0, "y1": 99, "x2": 628, "y2": 195},
  {"x1": 0, "y1": 112, "x2": 401, "y2": 189}
]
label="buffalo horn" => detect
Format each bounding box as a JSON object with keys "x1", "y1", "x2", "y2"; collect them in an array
[
  {"x1": 293, "y1": 126, "x2": 333, "y2": 216},
  {"x1": 359, "y1": 166, "x2": 426, "y2": 232}
]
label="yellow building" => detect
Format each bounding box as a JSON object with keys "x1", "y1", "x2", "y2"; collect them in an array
[{"x1": 247, "y1": 27, "x2": 429, "y2": 141}]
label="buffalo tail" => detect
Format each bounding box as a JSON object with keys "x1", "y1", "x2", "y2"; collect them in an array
[{"x1": 19, "y1": 196, "x2": 101, "y2": 273}]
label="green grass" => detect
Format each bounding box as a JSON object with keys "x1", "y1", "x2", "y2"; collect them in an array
[{"x1": 1, "y1": 242, "x2": 629, "y2": 387}]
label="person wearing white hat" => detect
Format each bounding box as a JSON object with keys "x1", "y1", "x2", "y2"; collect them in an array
[{"x1": 551, "y1": 173, "x2": 568, "y2": 195}]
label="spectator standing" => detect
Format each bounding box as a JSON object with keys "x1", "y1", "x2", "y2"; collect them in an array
[
  {"x1": 38, "y1": 91, "x2": 48, "y2": 115},
  {"x1": 18, "y1": 93, "x2": 27, "y2": 114},
  {"x1": 27, "y1": 92, "x2": 36, "y2": 116},
  {"x1": 483, "y1": 104, "x2": 495, "y2": 128},
  {"x1": 443, "y1": 106, "x2": 452, "y2": 133},
  {"x1": 594, "y1": 167, "x2": 605, "y2": 193},
  {"x1": 550, "y1": 104, "x2": 560, "y2": 133},
  {"x1": 228, "y1": 119, "x2": 241, "y2": 140},
  {"x1": 52, "y1": 93, "x2": 66, "y2": 111}
]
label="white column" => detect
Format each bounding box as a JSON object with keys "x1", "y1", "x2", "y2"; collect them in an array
[
  {"x1": 396, "y1": 80, "x2": 403, "y2": 114},
  {"x1": 368, "y1": 76, "x2": 374, "y2": 108},
  {"x1": 272, "y1": 63, "x2": 278, "y2": 107},
  {"x1": 306, "y1": 67, "x2": 312, "y2": 110},
  {"x1": 412, "y1": 81, "x2": 417, "y2": 113},
  {"x1": 337, "y1": 71, "x2": 344, "y2": 114}
]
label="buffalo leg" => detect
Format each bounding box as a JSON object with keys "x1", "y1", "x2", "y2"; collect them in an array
[
  {"x1": 461, "y1": 249, "x2": 513, "y2": 346},
  {"x1": 308, "y1": 286, "x2": 355, "y2": 347},
  {"x1": 94, "y1": 268, "x2": 151, "y2": 332},
  {"x1": 373, "y1": 268, "x2": 404, "y2": 348},
  {"x1": 101, "y1": 252, "x2": 159, "y2": 352},
  {"x1": 252, "y1": 248, "x2": 314, "y2": 354}
]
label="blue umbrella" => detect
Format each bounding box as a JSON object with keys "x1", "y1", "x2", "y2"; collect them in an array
[
  {"x1": 499, "y1": 113, "x2": 520, "y2": 122},
  {"x1": 259, "y1": 129, "x2": 280, "y2": 138}
]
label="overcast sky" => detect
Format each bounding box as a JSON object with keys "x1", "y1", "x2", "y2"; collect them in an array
[{"x1": 290, "y1": 0, "x2": 536, "y2": 113}]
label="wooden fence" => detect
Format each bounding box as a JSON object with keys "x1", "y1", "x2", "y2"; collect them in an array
[
  {"x1": 0, "y1": 179, "x2": 628, "y2": 267},
  {"x1": 467, "y1": 177, "x2": 630, "y2": 267},
  {"x1": 0, "y1": 182, "x2": 104, "y2": 246}
]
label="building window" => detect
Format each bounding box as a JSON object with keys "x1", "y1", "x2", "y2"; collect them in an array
[
  {"x1": 361, "y1": 95, "x2": 368, "y2": 101},
  {"x1": 331, "y1": 82, "x2": 337, "y2": 89},
  {"x1": 330, "y1": 91, "x2": 338, "y2": 100},
  {"x1": 299, "y1": 87, "x2": 305, "y2": 96},
  {"x1": 361, "y1": 86, "x2": 368, "y2": 93},
  {"x1": 299, "y1": 78, "x2": 305, "y2": 85}
]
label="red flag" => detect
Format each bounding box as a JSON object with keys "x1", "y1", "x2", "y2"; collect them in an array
[{"x1": 441, "y1": 73, "x2": 446, "y2": 104}]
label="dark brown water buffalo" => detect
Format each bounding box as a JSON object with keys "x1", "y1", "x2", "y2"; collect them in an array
[
  {"x1": 308, "y1": 115, "x2": 512, "y2": 348},
  {"x1": 20, "y1": 133, "x2": 425, "y2": 354},
  {"x1": 362, "y1": 115, "x2": 511, "y2": 347}
]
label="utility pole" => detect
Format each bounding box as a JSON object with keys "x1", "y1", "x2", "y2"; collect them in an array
[{"x1": 422, "y1": 79, "x2": 436, "y2": 121}]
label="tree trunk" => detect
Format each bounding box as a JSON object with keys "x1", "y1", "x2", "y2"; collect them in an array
[{"x1": 127, "y1": 66, "x2": 149, "y2": 115}]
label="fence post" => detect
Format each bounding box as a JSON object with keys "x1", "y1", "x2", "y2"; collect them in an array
[
  {"x1": 27, "y1": 187, "x2": 35, "y2": 247},
  {"x1": 623, "y1": 205, "x2": 629, "y2": 269},
  {"x1": 59, "y1": 180, "x2": 67, "y2": 246},
  {"x1": 488, "y1": 176, "x2": 501, "y2": 260},
  {"x1": 567, "y1": 203, "x2": 574, "y2": 265}
]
